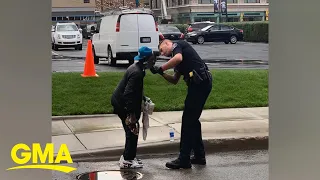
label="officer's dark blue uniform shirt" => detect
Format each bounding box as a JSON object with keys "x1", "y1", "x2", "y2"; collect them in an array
[{"x1": 172, "y1": 40, "x2": 206, "y2": 77}]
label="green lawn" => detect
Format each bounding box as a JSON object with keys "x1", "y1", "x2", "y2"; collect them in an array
[{"x1": 52, "y1": 69, "x2": 268, "y2": 116}]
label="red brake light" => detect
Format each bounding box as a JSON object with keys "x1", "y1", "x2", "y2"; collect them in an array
[
  {"x1": 180, "y1": 33, "x2": 184, "y2": 39},
  {"x1": 240, "y1": 29, "x2": 243, "y2": 33},
  {"x1": 187, "y1": 27, "x2": 192, "y2": 32},
  {"x1": 159, "y1": 33, "x2": 164, "y2": 40},
  {"x1": 155, "y1": 22, "x2": 159, "y2": 31},
  {"x1": 116, "y1": 22, "x2": 120, "y2": 32}
]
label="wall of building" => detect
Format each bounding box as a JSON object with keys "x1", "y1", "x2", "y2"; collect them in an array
[
  {"x1": 52, "y1": 0, "x2": 96, "y2": 26},
  {"x1": 149, "y1": 0, "x2": 268, "y2": 23},
  {"x1": 52, "y1": 0, "x2": 95, "y2": 8}
]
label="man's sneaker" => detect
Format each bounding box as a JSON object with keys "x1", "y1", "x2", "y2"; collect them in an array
[
  {"x1": 119, "y1": 158, "x2": 143, "y2": 169},
  {"x1": 165, "y1": 158, "x2": 192, "y2": 169},
  {"x1": 190, "y1": 156, "x2": 206, "y2": 165},
  {"x1": 134, "y1": 158, "x2": 143, "y2": 166},
  {"x1": 119, "y1": 156, "x2": 143, "y2": 166}
]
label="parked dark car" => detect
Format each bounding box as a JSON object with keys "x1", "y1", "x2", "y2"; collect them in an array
[
  {"x1": 185, "y1": 24, "x2": 244, "y2": 44},
  {"x1": 185, "y1": 21, "x2": 215, "y2": 33},
  {"x1": 158, "y1": 24, "x2": 185, "y2": 42},
  {"x1": 82, "y1": 24, "x2": 97, "y2": 39}
]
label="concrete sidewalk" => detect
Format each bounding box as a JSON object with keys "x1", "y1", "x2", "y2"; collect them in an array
[{"x1": 52, "y1": 107, "x2": 268, "y2": 160}]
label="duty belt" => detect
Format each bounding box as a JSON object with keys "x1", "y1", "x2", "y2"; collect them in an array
[{"x1": 184, "y1": 67, "x2": 212, "y2": 86}]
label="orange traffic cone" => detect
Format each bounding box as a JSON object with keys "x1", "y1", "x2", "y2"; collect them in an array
[{"x1": 81, "y1": 40, "x2": 99, "y2": 77}]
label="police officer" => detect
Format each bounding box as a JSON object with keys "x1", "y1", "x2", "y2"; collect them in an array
[
  {"x1": 151, "y1": 39, "x2": 212, "y2": 169},
  {"x1": 111, "y1": 46, "x2": 156, "y2": 169}
]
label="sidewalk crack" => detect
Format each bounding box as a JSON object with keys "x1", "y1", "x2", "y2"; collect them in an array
[{"x1": 63, "y1": 120, "x2": 88, "y2": 150}]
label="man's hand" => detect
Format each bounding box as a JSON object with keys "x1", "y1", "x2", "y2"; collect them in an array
[
  {"x1": 125, "y1": 114, "x2": 139, "y2": 135},
  {"x1": 128, "y1": 122, "x2": 139, "y2": 135},
  {"x1": 125, "y1": 113, "x2": 137, "y2": 125},
  {"x1": 150, "y1": 66, "x2": 164, "y2": 75}
]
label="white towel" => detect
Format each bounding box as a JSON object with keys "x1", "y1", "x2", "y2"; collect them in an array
[{"x1": 142, "y1": 97, "x2": 155, "y2": 141}]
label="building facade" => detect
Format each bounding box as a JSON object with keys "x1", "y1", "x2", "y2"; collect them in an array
[
  {"x1": 149, "y1": 0, "x2": 269, "y2": 24},
  {"x1": 52, "y1": 0, "x2": 96, "y2": 26}
]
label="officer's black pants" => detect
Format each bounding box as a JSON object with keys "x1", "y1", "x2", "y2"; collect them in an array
[
  {"x1": 178, "y1": 76, "x2": 212, "y2": 162},
  {"x1": 115, "y1": 108, "x2": 139, "y2": 161}
]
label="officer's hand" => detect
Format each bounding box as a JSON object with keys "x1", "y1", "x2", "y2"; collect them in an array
[
  {"x1": 150, "y1": 66, "x2": 164, "y2": 75},
  {"x1": 150, "y1": 66, "x2": 158, "y2": 74}
]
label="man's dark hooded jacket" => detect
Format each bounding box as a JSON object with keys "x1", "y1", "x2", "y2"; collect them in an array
[{"x1": 111, "y1": 62, "x2": 145, "y2": 119}]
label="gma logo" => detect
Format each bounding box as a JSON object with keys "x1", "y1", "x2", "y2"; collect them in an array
[{"x1": 7, "y1": 143, "x2": 77, "y2": 173}]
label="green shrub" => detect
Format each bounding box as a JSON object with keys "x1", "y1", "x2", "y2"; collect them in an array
[{"x1": 171, "y1": 21, "x2": 268, "y2": 43}]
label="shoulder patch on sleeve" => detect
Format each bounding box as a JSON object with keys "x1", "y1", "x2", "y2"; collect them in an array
[{"x1": 172, "y1": 43, "x2": 178, "y2": 50}]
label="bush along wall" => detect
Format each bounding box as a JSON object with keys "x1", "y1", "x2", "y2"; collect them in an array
[{"x1": 174, "y1": 21, "x2": 268, "y2": 43}]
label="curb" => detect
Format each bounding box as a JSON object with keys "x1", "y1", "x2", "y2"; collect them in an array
[
  {"x1": 52, "y1": 114, "x2": 115, "y2": 121},
  {"x1": 68, "y1": 136, "x2": 268, "y2": 162}
]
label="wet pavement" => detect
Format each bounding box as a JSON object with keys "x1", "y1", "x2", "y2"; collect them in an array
[{"x1": 52, "y1": 150, "x2": 268, "y2": 180}]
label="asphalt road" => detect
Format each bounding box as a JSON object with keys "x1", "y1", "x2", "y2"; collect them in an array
[
  {"x1": 53, "y1": 39, "x2": 269, "y2": 61},
  {"x1": 52, "y1": 150, "x2": 268, "y2": 180},
  {"x1": 52, "y1": 59, "x2": 268, "y2": 73},
  {"x1": 52, "y1": 39, "x2": 268, "y2": 72}
]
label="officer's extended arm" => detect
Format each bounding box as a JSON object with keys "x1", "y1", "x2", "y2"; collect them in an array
[
  {"x1": 161, "y1": 53, "x2": 183, "y2": 71},
  {"x1": 162, "y1": 71, "x2": 181, "y2": 85}
]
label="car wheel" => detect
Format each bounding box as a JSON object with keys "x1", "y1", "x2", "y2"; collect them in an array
[
  {"x1": 107, "y1": 46, "x2": 116, "y2": 66},
  {"x1": 92, "y1": 46, "x2": 99, "y2": 64},
  {"x1": 230, "y1": 35, "x2": 238, "y2": 44},
  {"x1": 53, "y1": 44, "x2": 59, "y2": 51},
  {"x1": 197, "y1": 36, "x2": 205, "y2": 44},
  {"x1": 78, "y1": 44, "x2": 82, "y2": 50}
]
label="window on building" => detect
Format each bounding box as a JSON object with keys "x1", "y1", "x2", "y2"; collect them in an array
[
  {"x1": 52, "y1": 17, "x2": 56, "y2": 21},
  {"x1": 227, "y1": 0, "x2": 238, "y2": 3},
  {"x1": 84, "y1": 0, "x2": 90, "y2": 3},
  {"x1": 184, "y1": 0, "x2": 189, "y2": 4},
  {"x1": 244, "y1": 0, "x2": 260, "y2": 3},
  {"x1": 172, "y1": 0, "x2": 176, "y2": 6},
  {"x1": 178, "y1": 0, "x2": 182, "y2": 5},
  {"x1": 198, "y1": 0, "x2": 212, "y2": 4}
]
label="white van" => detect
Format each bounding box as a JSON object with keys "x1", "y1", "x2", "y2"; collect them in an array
[{"x1": 91, "y1": 8, "x2": 159, "y2": 65}]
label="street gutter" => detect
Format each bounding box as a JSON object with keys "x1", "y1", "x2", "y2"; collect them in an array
[{"x1": 63, "y1": 136, "x2": 268, "y2": 162}]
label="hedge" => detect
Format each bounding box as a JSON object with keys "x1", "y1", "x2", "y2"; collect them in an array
[{"x1": 174, "y1": 21, "x2": 268, "y2": 43}]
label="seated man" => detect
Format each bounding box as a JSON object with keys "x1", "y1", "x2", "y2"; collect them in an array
[{"x1": 111, "y1": 46, "x2": 156, "y2": 169}]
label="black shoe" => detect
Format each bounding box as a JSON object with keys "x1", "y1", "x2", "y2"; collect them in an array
[
  {"x1": 165, "y1": 158, "x2": 192, "y2": 169},
  {"x1": 190, "y1": 156, "x2": 206, "y2": 165}
]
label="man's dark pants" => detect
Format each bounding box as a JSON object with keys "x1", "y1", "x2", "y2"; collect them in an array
[
  {"x1": 178, "y1": 74, "x2": 212, "y2": 162},
  {"x1": 114, "y1": 107, "x2": 139, "y2": 161}
]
